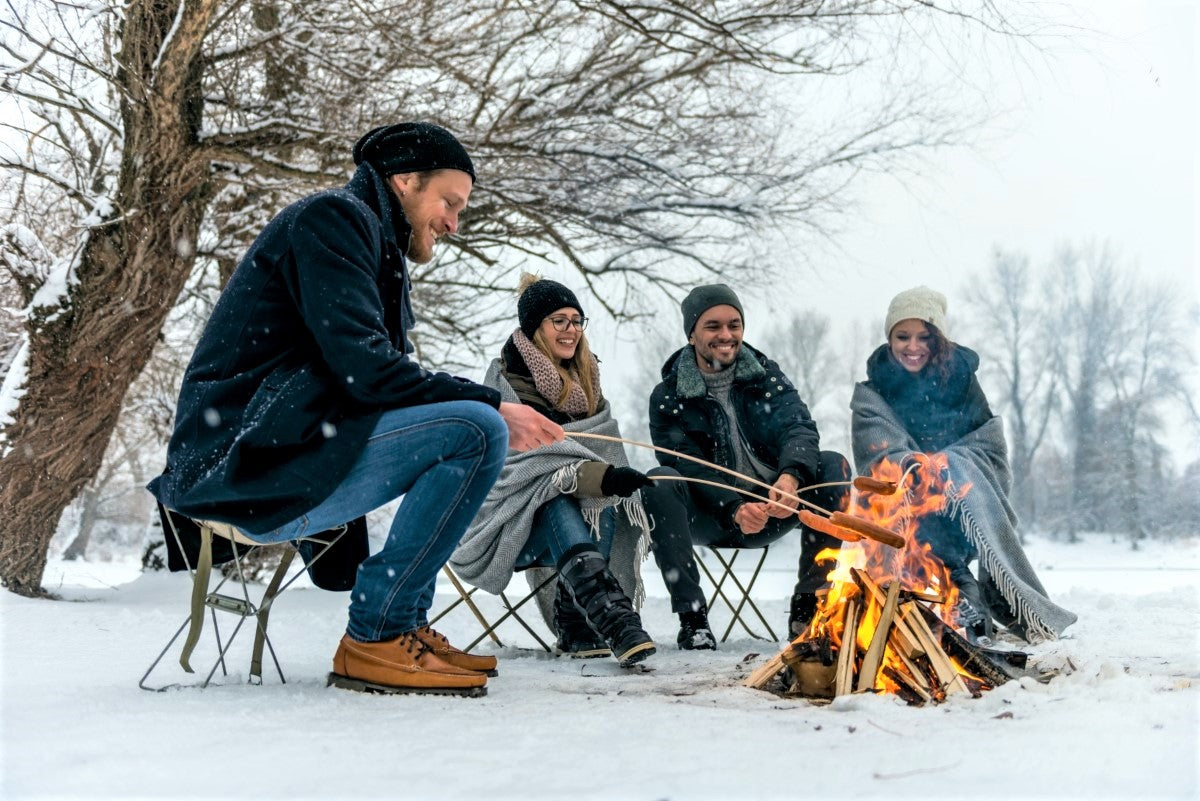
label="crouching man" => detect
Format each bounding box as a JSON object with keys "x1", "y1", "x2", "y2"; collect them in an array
[
  {"x1": 642, "y1": 285, "x2": 851, "y2": 648},
  {"x1": 148, "y1": 123, "x2": 560, "y2": 696}
]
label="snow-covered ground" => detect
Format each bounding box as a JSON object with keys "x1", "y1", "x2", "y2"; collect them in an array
[{"x1": 2, "y1": 532, "x2": 1197, "y2": 801}]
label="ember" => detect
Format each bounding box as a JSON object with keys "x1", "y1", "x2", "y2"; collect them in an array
[{"x1": 745, "y1": 457, "x2": 1029, "y2": 704}]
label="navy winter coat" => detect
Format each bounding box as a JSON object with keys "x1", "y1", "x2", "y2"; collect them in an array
[
  {"x1": 648, "y1": 344, "x2": 821, "y2": 526},
  {"x1": 861, "y1": 343, "x2": 993, "y2": 452},
  {"x1": 148, "y1": 163, "x2": 500, "y2": 534}
]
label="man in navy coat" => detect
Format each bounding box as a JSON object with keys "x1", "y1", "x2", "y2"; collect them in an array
[{"x1": 150, "y1": 123, "x2": 560, "y2": 695}]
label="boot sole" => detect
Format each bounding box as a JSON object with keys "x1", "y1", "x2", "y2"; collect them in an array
[
  {"x1": 616, "y1": 641, "x2": 656, "y2": 667},
  {"x1": 556, "y1": 646, "x2": 612, "y2": 659},
  {"x1": 326, "y1": 672, "x2": 487, "y2": 697}
]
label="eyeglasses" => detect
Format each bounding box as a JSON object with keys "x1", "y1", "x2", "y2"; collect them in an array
[{"x1": 546, "y1": 315, "x2": 588, "y2": 332}]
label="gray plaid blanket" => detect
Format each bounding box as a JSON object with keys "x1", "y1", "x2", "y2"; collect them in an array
[
  {"x1": 449, "y1": 359, "x2": 649, "y2": 610},
  {"x1": 851, "y1": 383, "x2": 1076, "y2": 640}
]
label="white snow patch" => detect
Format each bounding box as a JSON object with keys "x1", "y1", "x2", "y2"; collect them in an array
[
  {"x1": 3, "y1": 533, "x2": 1196, "y2": 800},
  {"x1": 0, "y1": 335, "x2": 30, "y2": 453}
]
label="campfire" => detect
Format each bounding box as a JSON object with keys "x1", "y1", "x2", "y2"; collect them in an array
[{"x1": 745, "y1": 456, "x2": 1031, "y2": 704}]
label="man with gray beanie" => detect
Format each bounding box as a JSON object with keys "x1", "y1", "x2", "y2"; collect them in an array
[
  {"x1": 641, "y1": 285, "x2": 851, "y2": 648},
  {"x1": 149, "y1": 122, "x2": 560, "y2": 696}
]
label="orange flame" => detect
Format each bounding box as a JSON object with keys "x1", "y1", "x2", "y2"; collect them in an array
[{"x1": 795, "y1": 456, "x2": 986, "y2": 698}]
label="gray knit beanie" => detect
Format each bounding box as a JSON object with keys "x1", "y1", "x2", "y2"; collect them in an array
[
  {"x1": 681, "y1": 284, "x2": 744, "y2": 336},
  {"x1": 884, "y1": 286, "x2": 949, "y2": 339}
]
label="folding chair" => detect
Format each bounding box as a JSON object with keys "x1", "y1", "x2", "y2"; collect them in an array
[
  {"x1": 694, "y1": 545, "x2": 778, "y2": 642},
  {"x1": 428, "y1": 565, "x2": 557, "y2": 652},
  {"x1": 139, "y1": 514, "x2": 347, "y2": 691}
]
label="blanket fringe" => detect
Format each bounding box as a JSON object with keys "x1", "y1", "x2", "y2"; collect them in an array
[{"x1": 947, "y1": 489, "x2": 1054, "y2": 642}]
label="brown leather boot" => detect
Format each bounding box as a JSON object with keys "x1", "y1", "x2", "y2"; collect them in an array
[
  {"x1": 328, "y1": 633, "x2": 487, "y2": 696},
  {"x1": 414, "y1": 626, "x2": 499, "y2": 676}
]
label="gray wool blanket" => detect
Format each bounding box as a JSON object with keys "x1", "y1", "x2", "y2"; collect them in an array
[
  {"x1": 851, "y1": 383, "x2": 1077, "y2": 641},
  {"x1": 449, "y1": 359, "x2": 650, "y2": 615}
]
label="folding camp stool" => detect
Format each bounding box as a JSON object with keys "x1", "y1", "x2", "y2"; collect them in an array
[
  {"x1": 428, "y1": 565, "x2": 558, "y2": 652},
  {"x1": 139, "y1": 515, "x2": 347, "y2": 691},
  {"x1": 694, "y1": 545, "x2": 778, "y2": 642}
]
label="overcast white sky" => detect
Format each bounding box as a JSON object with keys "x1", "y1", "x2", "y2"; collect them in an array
[
  {"x1": 799, "y1": 0, "x2": 1199, "y2": 327},
  {"x1": 589, "y1": 0, "x2": 1198, "y2": 462}
]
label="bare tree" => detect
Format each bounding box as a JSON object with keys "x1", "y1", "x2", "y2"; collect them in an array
[
  {"x1": 1097, "y1": 281, "x2": 1192, "y2": 548},
  {"x1": 964, "y1": 248, "x2": 1057, "y2": 527},
  {"x1": 1, "y1": 0, "x2": 1042, "y2": 594},
  {"x1": 1044, "y1": 244, "x2": 1123, "y2": 541},
  {"x1": 760, "y1": 309, "x2": 840, "y2": 414}
]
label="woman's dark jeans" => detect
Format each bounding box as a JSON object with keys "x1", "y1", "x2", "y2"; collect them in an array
[{"x1": 514, "y1": 495, "x2": 616, "y2": 569}]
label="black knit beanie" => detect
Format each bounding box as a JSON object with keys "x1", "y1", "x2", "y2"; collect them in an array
[
  {"x1": 352, "y1": 122, "x2": 476, "y2": 182},
  {"x1": 518, "y1": 279, "x2": 584, "y2": 338},
  {"x1": 681, "y1": 284, "x2": 744, "y2": 336}
]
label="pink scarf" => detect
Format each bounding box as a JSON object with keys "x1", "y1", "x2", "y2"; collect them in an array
[{"x1": 512, "y1": 330, "x2": 601, "y2": 418}]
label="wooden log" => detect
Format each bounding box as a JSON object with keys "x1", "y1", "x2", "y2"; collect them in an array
[
  {"x1": 851, "y1": 568, "x2": 924, "y2": 659},
  {"x1": 743, "y1": 651, "x2": 788, "y2": 690},
  {"x1": 856, "y1": 581, "x2": 901, "y2": 692},
  {"x1": 913, "y1": 604, "x2": 1027, "y2": 686},
  {"x1": 834, "y1": 598, "x2": 860, "y2": 697},
  {"x1": 829, "y1": 512, "x2": 906, "y2": 549},
  {"x1": 786, "y1": 658, "x2": 837, "y2": 698},
  {"x1": 882, "y1": 665, "x2": 931, "y2": 704},
  {"x1": 901, "y1": 601, "x2": 968, "y2": 695},
  {"x1": 900, "y1": 589, "x2": 947, "y2": 604},
  {"x1": 889, "y1": 629, "x2": 932, "y2": 692}
]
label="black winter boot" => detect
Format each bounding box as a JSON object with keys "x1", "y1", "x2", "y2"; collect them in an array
[
  {"x1": 788, "y1": 592, "x2": 819, "y2": 639},
  {"x1": 558, "y1": 547, "x2": 656, "y2": 667},
  {"x1": 552, "y1": 578, "x2": 611, "y2": 659},
  {"x1": 950, "y1": 566, "x2": 994, "y2": 646},
  {"x1": 677, "y1": 610, "x2": 716, "y2": 651}
]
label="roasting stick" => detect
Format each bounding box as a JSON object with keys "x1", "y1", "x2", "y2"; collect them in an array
[
  {"x1": 565, "y1": 431, "x2": 829, "y2": 514},
  {"x1": 642, "y1": 474, "x2": 828, "y2": 517},
  {"x1": 565, "y1": 432, "x2": 905, "y2": 549}
]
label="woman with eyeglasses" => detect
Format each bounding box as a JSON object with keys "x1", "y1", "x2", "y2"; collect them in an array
[{"x1": 449, "y1": 274, "x2": 656, "y2": 667}]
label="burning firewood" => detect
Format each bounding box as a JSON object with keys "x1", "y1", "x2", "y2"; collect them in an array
[
  {"x1": 742, "y1": 456, "x2": 1032, "y2": 704},
  {"x1": 828, "y1": 512, "x2": 906, "y2": 549},
  {"x1": 798, "y1": 510, "x2": 862, "y2": 542},
  {"x1": 833, "y1": 598, "x2": 860, "y2": 697},
  {"x1": 852, "y1": 568, "x2": 924, "y2": 659},
  {"x1": 857, "y1": 581, "x2": 901, "y2": 692},
  {"x1": 901, "y1": 601, "x2": 969, "y2": 696}
]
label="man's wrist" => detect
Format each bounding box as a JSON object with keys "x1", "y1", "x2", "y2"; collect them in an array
[{"x1": 777, "y1": 473, "x2": 800, "y2": 492}]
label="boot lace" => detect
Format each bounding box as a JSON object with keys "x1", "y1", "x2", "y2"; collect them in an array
[
  {"x1": 417, "y1": 625, "x2": 449, "y2": 646},
  {"x1": 400, "y1": 631, "x2": 433, "y2": 659}
]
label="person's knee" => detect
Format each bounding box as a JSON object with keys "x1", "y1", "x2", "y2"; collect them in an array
[
  {"x1": 818, "y1": 450, "x2": 851, "y2": 481},
  {"x1": 645, "y1": 465, "x2": 689, "y2": 503},
  {"x1": 453, "y1": 401, "x2": 508, "y2": 458}
]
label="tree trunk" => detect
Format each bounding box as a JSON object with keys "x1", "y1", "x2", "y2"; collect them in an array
[
  {"x1": 61, "y1": 486, "x2": 102, "y2": 562},
  {"x1": 0, "y1": 0, "x2": 219, "y2": 596}
]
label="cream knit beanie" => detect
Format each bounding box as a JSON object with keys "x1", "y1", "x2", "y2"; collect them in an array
[{"x1": 884, "y1": 286, "x2": 949, "y2": 339}]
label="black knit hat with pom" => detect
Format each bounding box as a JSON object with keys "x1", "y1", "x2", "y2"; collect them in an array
[
  {"x1": 518, "y1": 279, "x2": 584, "y2": 338},
  {"x1": 352, "y1": 122, "x2": 476, "y2": 182}
]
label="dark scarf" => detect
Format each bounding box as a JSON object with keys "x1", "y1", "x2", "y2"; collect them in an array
[{"x1": 865, "y1": 343, "x2": 992, "y2": 452}]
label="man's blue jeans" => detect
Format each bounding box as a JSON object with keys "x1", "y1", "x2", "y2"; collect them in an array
[{"x1": 251, "y1": 400, "x2": 507, "y2": 642}]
